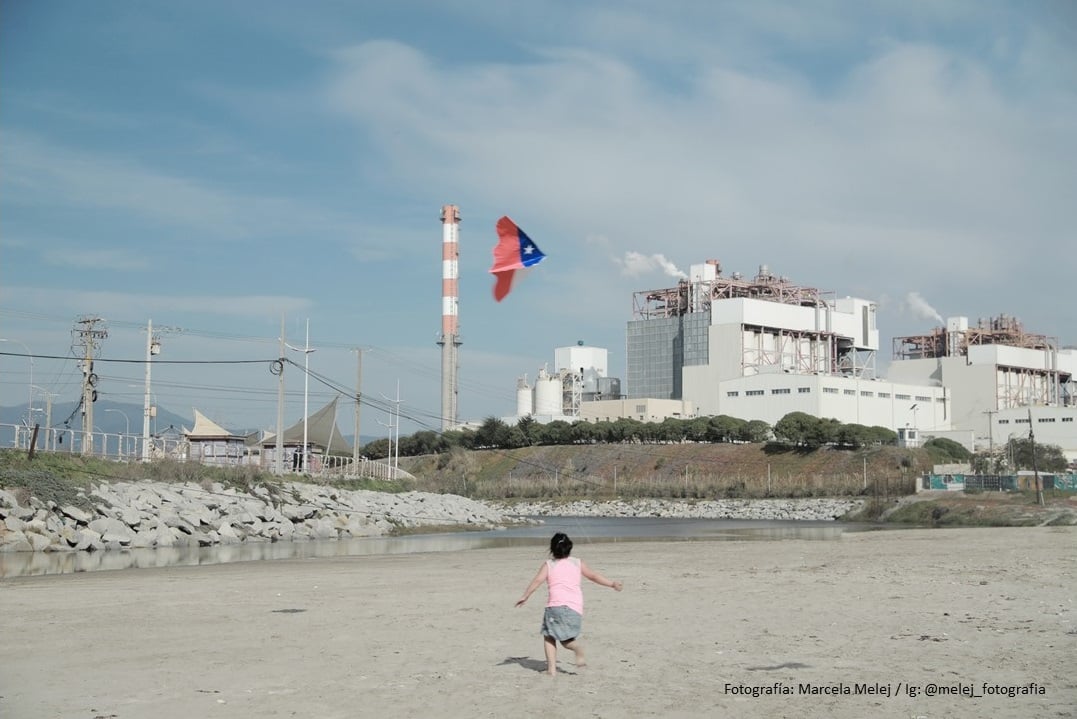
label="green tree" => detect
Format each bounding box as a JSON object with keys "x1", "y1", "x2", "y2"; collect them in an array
[
  {"x1": 615, "y1": 418, "x2": 646, "y2": 443},
  {"x1": 515, "y1": 416, "x2": 537, "y2": 446},
  {"x1": 774, "y1": 412, "x2": 830, "y2": 447},
  {"x1": 706, "y1": 415, "x2": 745, "y2": 443},
  {"x1": 740, "y1": 419, "x2": 771, "y2": 443},
  {"x1": 475, "y1": 417, "x2": 511, "y2": 449},
  {"x1": 834, "y1": 423, "x2": 872, "y2": 449},
  {"x1": 505, "y1": 426, "x2": 529, "y2": 449},
  {"x1": 361, "y1": 437, "x2": 391, "y2": 460},
  {"x1": 1006, "y1": 437, "x2": 1067, "y2": 472},
  {"x1": 538, "y1": 420, "x2": 574, "y2": 446},
  {"x1": 923, "y1": 437, "x2": 972, "y2": 463},
  {"x1": 570, "y1": 421, "x2": 597, "y2": 445},
  {"x1": 866, "y1": 426, "x2": 898, "y2": 445},
  {"x1": 657, "y1": 417, "x2": 688, "y2": 443},
  {"x1": 685, "y1": 417, "x2": 711, "y2": 443}
]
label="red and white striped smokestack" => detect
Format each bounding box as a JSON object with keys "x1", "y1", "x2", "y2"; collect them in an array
[
  {"x1": 438, "y1": 204, "x2": 462, "y2": 430},
  {"x1": 441, "y1": 204, "x2": 460, "y2": 338}
]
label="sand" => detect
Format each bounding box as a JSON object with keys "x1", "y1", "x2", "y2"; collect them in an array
[{"x1": 1, "y1": 526, "x2": 1074, "y2": 719}]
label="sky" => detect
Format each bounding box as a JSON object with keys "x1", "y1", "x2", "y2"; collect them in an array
[{"x1": 2, "y1": 0, "x2": 1075, "y2": 439}]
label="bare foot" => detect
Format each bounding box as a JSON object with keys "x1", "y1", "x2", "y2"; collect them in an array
[{"x1": 564, "y1": 640, "x2": 586, "y2": 668}]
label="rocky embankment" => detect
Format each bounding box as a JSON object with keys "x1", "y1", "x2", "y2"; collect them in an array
[
  {"x1": 494, "y1": 497, "x2": 863, "y2": 521},
  {"x1": 0, "y1": 481, "x2": 519, "y2": 554},
  {"x1": 0, "y1": 481, "x2": 866, "y2": 558}
]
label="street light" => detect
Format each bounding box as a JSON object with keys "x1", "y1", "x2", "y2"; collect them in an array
[
  {"x1": 378, "y1": 380, "x2": 402, "y2": 475},
  {"x1": 31, "y1": 385, "x2": 56, "y2": 450},
  {"x1": 104, "y1": 408, "x2": 131, "y2": 458},
  {"x1": 0, "y1": 338, "x2": 34, "y2": 426},
  {"x1": 141, "y1": 320, "x2": 181, "y2": 462},
  {"x1": 285, "y1": 319, "x2": 316, "y2": 471}
]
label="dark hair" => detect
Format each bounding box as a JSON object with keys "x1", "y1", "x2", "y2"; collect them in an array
[{"x1": 549, "y1": 532, "x2": 573, "y2": 559}]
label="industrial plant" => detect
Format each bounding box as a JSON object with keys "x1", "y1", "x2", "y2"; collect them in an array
[{"x1": 473, "y1": 249, "x2": 1076, "y2": 461}]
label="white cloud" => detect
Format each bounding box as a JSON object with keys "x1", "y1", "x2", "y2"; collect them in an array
[{"x1": 321, "y1": 21, "x2": 1076, "y2": 344}]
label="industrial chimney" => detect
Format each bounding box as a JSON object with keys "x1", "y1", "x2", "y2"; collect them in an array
[{"x1": 438, "y1": 205, "x2": 462, "y2": 430}]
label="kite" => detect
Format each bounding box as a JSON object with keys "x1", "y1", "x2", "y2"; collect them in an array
[{"x1": 489, "y1": 216, "x2": 546, "y2": 302}]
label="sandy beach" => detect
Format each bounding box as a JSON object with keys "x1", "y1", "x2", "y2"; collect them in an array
[{"x1": 1, "y1": 526, "x2": 1074, "y2": 719}]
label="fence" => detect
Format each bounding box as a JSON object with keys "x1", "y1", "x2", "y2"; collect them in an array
[
  {"x1": 920, "y1": 473, "x2": 1076, "y2": 492},
  {"x1": 0, "y1": 422, "x2": 413, "y2": 482}
]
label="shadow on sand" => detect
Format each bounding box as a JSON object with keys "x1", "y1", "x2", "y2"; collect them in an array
[{"x1": 499, "y1": 656, "x2": 583, "y2": 675}]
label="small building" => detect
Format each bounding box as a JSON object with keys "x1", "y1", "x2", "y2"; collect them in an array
[{"x1": 184, "y1": 409, "x2": 248, "y2": 466}]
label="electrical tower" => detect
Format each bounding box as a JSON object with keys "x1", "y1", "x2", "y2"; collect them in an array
[{"x1": 72, "y1": 316, "x2": 108, "y2": 455}]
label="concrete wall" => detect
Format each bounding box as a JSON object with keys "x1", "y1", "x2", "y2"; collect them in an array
[
  {"x1": 711, "y1": 374, "x2": 949, "y2": 430},
  {"x1": 580, "y1": 398, "x2": 696, "y2": 424}
]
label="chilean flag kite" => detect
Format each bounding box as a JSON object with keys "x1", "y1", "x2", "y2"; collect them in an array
[{"x1": 489, "y1": 216, "x2": 546, "y2": 302}]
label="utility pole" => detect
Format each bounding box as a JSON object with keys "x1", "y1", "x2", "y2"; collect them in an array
[
  {"x1": 72, "y1": 316, "x2": 108, "y2": 455},
  {"x1": 143, "y1": 320, "x2": 155, "y2": 461},
  {"x1": 285, "y1": 319, "x2": 316, "y2": 471},
  {"x1": 982, "y1": 409, "x2": 997, "y2": 457},
  {"x1": 353, "y1": 348, "x2": 363, "y2": 468},
  {"x1": 1028, "y1": 408, "x2": 1044, "y2": 507},
  {"x1": 275, "y1": 314, "x2": 285, "y2": 475},
  {"x1": 378, "y1": 380, "x2": 402, "y2": 476},
  {"x1": 393, "y1": 380, "x2": 400, "y2": 473}
]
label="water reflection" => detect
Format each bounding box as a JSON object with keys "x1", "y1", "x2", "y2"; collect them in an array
[{"x1": 0, "y1": 517, "x2": 873, "y2": 579}]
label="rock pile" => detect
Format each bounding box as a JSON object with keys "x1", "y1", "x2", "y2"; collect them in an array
[
  {"x1": 1, "y1": 481, "x2": 865, "y2": 556},
  {"x1": 493, "y1": 497, "x2": 862, "y2": 521},
  {"x1": 0, "y1": 481, "x2": 518, "y2": 553}
]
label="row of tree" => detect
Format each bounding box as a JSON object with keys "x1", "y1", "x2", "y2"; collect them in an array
[
  {"x1": 360, "y1": 412, "x2": 1069, "y2": 474},
  {"x1": 360, "y1": 411, "x2": 906, "y2": 459}
]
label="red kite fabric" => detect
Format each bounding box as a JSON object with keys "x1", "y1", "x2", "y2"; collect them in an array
[{"x1": 489, "y1": 216, "x2": 546, "y2": 301}]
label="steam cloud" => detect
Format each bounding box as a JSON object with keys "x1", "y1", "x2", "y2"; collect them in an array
[
  {"x1": 906, "y1": 292, "x2": 944, "y2": 325},
  {"x1": 619, "y1": 251, "x2": 687, "y2": 279}
]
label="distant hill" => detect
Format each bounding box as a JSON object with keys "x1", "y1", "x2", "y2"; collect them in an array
[{"x1": 0, "y1": 400, "x2": 192, "y2": 437}]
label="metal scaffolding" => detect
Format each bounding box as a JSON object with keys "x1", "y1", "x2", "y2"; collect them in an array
[{"x1": 633, "y1": 263, "x2": 834, "y2": 320}]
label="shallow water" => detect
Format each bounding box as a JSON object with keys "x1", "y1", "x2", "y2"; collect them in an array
[{"x1": 0, "y1": 516, "x2": 886, "y2": 578}]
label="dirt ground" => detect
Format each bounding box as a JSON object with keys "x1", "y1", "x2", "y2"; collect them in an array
[{"x1": 1, "y1": 526, "x2": 1074, "y2": 719}]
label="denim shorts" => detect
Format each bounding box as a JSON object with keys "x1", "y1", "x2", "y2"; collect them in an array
[{"x1": 541, "y1": 605, "x2": 582, "y2": 641}]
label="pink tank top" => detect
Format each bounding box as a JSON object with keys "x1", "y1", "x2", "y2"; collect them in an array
[{"x1": 546, "y1": 557, "x2": 583, "y2": 615}]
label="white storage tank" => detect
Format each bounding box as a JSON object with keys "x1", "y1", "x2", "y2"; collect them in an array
[
  {"x1": 516, "y1": 375, "x2": 533, "y2": 416},
  {"x1": 533, "y1": 367, "x2": 562, "y2": 415}
]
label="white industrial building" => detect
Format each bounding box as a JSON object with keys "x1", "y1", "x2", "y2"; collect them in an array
[
  {"x1": 626, "y1": 261, "x2": 952, "y2": 435},
  {"x1": 887, "y1": 315, "x2": 1077, "y2": 460}
]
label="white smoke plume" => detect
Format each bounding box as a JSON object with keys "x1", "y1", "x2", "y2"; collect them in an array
[
  {"x1": 906, "y1": 292, "x2": 944, "y2": 325},
  {"x1": 619, "y1": 251, "x2": 687, "y2": 279}
]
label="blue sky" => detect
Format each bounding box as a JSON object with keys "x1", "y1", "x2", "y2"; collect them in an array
[{"x1": 2, "y1": 1, "x2": 1075, "y2": 437}]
